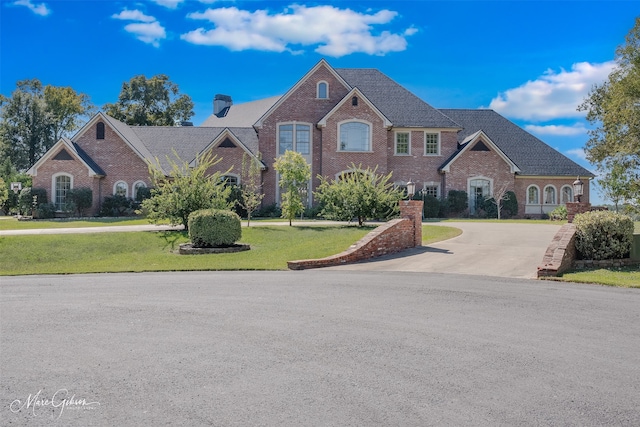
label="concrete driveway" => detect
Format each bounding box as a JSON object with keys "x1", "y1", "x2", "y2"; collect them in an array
[{"x1": 325, "y1": 222, "x2": 562, "y2": 279}]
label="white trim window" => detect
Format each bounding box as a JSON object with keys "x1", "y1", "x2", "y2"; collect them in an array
[
  {"x1": 527, "y1": 185, "x2": 540, "y2": 205},
  {"x1": 221, "y1": 174, "x2": 240, "y2": 186},
  {"x1": 339, "y1": 121, "x2": 371, "y2": 152},
  {"x1": 53, "y1": 173, "x2": 72, "y2": 211},
  {"x1": 561, "y1": 185, "x2": 573, "y2": 204},
  {"x1": 132, "y1": 181, "x2": 147, "y2": 200},
  {"x1": 278, "y1": 123, "x2": 311, "y2": 155},
  {"x1": 422, "y1": 184, "x2": 439, "y2": 198},
  {"x1": 395, "y1": 132, "x2": 410, "y2": 155},
  {"x1": 114, "y1": 181, "x2": 128, "y2": 198},
  {"x1": 317, "y1": 81, "x2": 328, "y2": 99},
  {"x1": 424, "y1": 132, "x2": 440, "y2": 156},
  {"x1": 544, "y1": 185, "x2": 557, "y2": 205}
]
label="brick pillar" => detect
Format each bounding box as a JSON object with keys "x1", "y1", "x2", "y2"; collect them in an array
[
  {"x1": 566, "y1": 202, "x2": 591, "y2": 223},
  {"x1": 399, "y1": 200, "x2": 423, "y2": 247}
]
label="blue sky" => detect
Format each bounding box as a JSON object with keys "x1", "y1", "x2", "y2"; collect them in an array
[{"x1": 1, "y1": 0, "x2": 638, "y2": 203}]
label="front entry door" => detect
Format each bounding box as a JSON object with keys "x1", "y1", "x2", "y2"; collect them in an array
[{"x1": 469, "y1": 179, "x2": 491, "y2": 215}]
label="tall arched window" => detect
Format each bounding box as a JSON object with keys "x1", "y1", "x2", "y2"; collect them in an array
[
  {"x1": 527, "y1": 185, "x2": 540, "y2": 204},
  {"x1": 544, "y1": 185, "x2": 557, "y2": 204},
  {"x1": 317, "y1": 81, "x2": 328, "y2": 99},
  {"x1": 114, "y1": 181, "x2": 128, "y2": 198},
  {"x1": 96, "y1": 122, "x2": 105, "y2": 139},
  {"x1": 132, "y1": 181, "x2": 147, "y2": 201},
  {"x1": 561, "y1": 185, "x2": 573, "y2": 204},
  {"x1": 339, "y1": 121, "x2": 370, "y2": 151},
  {"x1": 53, "y1": 174, "x2": 72, "y2": 211}
]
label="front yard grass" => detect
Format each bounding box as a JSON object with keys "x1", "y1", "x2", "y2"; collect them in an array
[
  {"x1": 557, "y1": 266, "x2": 640, "y2": 288},
  {"x1": 0, "y1": 225, "x2": 461, "y2": 275},
  {"x1": 0, "y1": 216, "x2": 152, "y2": 230}
]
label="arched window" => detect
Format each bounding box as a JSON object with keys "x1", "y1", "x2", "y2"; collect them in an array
[
  {"x1": 132, "y1": 181, "x2": 147, "y2": 201},
  {"x1": 317, "y1": 81, "x2": 328, "y2": 99},
  {"x1": 351, "y1": 96, "x2": 358, "y2": 106},
  {"x1": 527, "y1": 185, "x2": 540, "y2": 204},
  {"x1": 96, "y1": 122, "x2": 105, "y2": 139},
  {"x1": 339, "y1": 121, "x2": 370, "y2": 152},
  {"x1": 53, "y1": 174, "x2": 72, "y2": 211},
  {"x1": 544, "y1": 185, "x2": 556, "y2": 205},
  {"x1": 561, "y1": 185, "x2": 573, "y2": 204},
  {"x1": 114, "y1": 181, "x2": 128, "y2": 198}
]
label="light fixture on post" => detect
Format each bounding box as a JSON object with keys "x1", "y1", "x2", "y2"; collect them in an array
[
  {"x1": 573, "y1": 176, "x2": 584, "y2": 203},
  {"x1": 406, "y1": 179, "x2": 415, "y2": 199}
]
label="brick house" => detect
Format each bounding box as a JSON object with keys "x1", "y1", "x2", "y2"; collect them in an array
[{"x1": 28, "y1": 59, "x2": 593, "y2": 217}]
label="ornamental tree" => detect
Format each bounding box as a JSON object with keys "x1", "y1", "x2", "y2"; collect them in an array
[{"x1": 273, "y1": 150, "x2": 311, "y2": 226}]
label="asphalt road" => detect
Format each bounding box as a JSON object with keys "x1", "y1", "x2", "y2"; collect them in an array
[{"x1": 1, "y1": 271, "x2": 639, "y2": 426}]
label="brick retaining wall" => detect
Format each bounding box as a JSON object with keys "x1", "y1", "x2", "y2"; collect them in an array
[{"x1": 537, "y1": 224, "x2": 577, "y2": 277}]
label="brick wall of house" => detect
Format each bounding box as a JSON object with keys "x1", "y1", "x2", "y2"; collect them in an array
[
  {"x1": 75, "y1": 121, "x2": 152, "y2": 207},
  {"x1": 260, "y1": 64, "x2": 351, "y2": 206},
  {"x1": 31, "y1": 145, "x2": 103, "y2": 215},
  {"x1": 514, "y1": 177, "x2": 590, "y2": 217},
  {"x1": 444, "y1": 142, "x2": 516, "y2": 198},
  {"x1": 204, "y1": 144, "x2": 251, "y2": 179}
]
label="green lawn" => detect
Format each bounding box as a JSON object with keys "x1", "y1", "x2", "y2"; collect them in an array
[
  {"x1": 558, "y1": 267, "x2": 640, "y2": 288},
  {"x1": 0, "y1": 216, "x2": 152, "y2": 230},
  {"x1": 0, "y1": 224, "x2": 461, "y2": 275}
]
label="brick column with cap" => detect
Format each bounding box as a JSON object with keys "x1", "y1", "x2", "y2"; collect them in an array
[
  {"x1": 566, "y1": 202, "x2": 591, "y2": 223},
  {"x1": 399, "y1": 200, "x2": 423, "y2": 247}
]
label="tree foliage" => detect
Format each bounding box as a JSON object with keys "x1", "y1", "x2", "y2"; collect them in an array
[
  {"x1": 0, "y1": 79, "x2": 95, "y2": 171},
  {"x1": 237, "y1": 152, "x2": 265, "y2": 226},
  {"x1": 140, "y1": 151, "x2": 232, "y2": 230},
  {"x1": 103, "y1": 74, "x2": 194, "y2": 126},
  {"x1": 579, "y1": 17, "x2": 640, "y2": 207},
  {"x1": 314, "y1": 163, "x2": 404, "y2": 226},
  {"x1": 273, "y1": 150, "x2": 311, "y2": 226}
]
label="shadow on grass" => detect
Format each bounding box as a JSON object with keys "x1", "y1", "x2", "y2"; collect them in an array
[{"x1": 156, "y1": 230, "x2": 188, "y2": 250}]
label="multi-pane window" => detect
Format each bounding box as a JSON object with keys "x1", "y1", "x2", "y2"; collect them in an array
[
  {"x1": 527, "y1": 186, "x2": 540, "y2": 204},
  {"x1": 279, "y1": 124, "x2": 310, "y2": 155},
  {"x1": 339, "y1": 122, "x2": 370, "y2": 151},
  {"x1": 221, "y1": 175, "x2": 239, "y2": 186},
  {"x1": 424, "y1": 132, "x2": 439, "y2": 155},
  {"x1": 395, "y1": 132, "x2": 410, "y2": 155},
  {"x1": 114, "y1": 181, "x2": 128, "y2": 197},
  {"x1": 55, "y1": 175, "x2": 71, "y2": 211},
  {"x1": 561, "y1": 186, "x2": 573, "y2": 204},
  {"x1": 544, "y1": 185, "x2": 556, "y2": 204},
  {"x1": 422, "y1": 185, "x2": 438, "y2": 198}
]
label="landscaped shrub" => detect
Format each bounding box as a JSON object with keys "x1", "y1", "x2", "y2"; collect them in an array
[
  {"x1": 481, "y1": 191, "x2": 518, "y2": 219},
  {"x1": 446, "y1": 190, "x2": 468, "y2": 216},
  {"x1": 188, "y1": 209, "x2": 241, "y2": 247},
  {"x1": 423, "y1": 195, "x2": 441, "y2": 218},
  {"x1": 35, "y1": 203, "x2": 56, "y2": 219},
  {"x1": 549, "y1": 205, "x2": 567, "y2": 221},
  {"x1": 99, "y1": 195, "x2": 133, "y2": 217},
  {"x1": 574, "y1": 210, "x2": 634, "y2": 260},
  {"x1": 66, "y1": 187, "x2": 93, "y2": 217},
  {"x1": 255, "y1": 203, "x2": 281, "y2": 218},
  {"x1": 18, "y1": 187, "x2": 47, "y2": 215}
]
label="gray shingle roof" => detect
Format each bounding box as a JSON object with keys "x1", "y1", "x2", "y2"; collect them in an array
[
  {"x1": 335, "y1": 68, "x2": 460, "y2": 128},
  {"x1": 71, "y1": 141, "x2": 106, "y2": 176},
  {"x1": 201, "y1": 96, "x2": 281, "y2": 127},
  {"x1": 439, "y1": 109, "x2": 594, "y2": 177}
]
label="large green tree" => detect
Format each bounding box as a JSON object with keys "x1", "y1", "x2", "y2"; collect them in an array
[
  {"x1": 103, "y1": 74, "x2": 194, "y2": 126},
  {"x1": 0, "y1": 79, "x2": 95, "y2": 171},
  {"x1": 273, "y1": 150, "x2": 311, "y2": 226},
  {"x1": 140, "y1": 151, "x2": 232, "y2": 230},
  {"x1": 579, "y1": 17, "x2": 640, "y2": 207},
  {"x1": 314, "y1": 164, "x2": 403, "y2": 226}
]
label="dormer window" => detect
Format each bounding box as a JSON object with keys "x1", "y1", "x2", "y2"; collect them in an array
[
  {"x1": 317, "y1": 81, "x2": 328, "y2": 99},
  {"x1": 96, "y1": 122, "x2": 105, "y2": 139}
]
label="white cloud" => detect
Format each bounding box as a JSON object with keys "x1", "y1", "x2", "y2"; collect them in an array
[
  {"x1": 181, "y1": 5, "x2": 415, "y2": 56},
  {"x1": 112, "y1": 10, "x2": 156, "y2": 23},
  {"x1": 151, "y1": 0, "x2": 185, "y2": 9},
  {"x1": 13, "y1": 0, "x2": 51, "y2": 16},
  {"x1": 112, "y1": 9, "x2": 166, "y2": 47},
  {"x1": 488, "y1": 61, "x2": 616, "y2": 121},
  {"x1": 524, "y1": 123, "x2": 588, "y2": 136},
  {"x1": 566, "y1": 148, "x2": 588, "y2": 161}
]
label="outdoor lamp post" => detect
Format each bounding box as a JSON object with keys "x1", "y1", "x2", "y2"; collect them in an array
[
  {"x1": 573, "y1": 176, "x2": 584, "y2": 203},
  {"x1": 406, "y1": 179, "x2": 415, "y2": 199}
]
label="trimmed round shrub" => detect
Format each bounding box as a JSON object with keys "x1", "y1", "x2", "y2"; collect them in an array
[
  {"x1": 188, "y1": 209, "x2": 241, "y2": 248},
  {"x1": 573, "y1": 210, "x2": 634, "y2": 260},
  {"x1": 549, "y1": 205, "x2": 567, "y2": 221}
]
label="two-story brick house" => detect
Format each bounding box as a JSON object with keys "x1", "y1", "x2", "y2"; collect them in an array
[{"x1": 28, "y1": 59, "x2": 593, "y2": 217}]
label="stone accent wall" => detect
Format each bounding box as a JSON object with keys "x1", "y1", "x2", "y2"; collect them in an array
[
  {"x1": 537, "y1": 223, "x2": 577, "y2": 277},
  {"x1": 288, "y1": 200, "x2": 423, "y2": 270}
]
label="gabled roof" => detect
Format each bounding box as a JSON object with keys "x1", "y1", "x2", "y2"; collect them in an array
[
  {"x1": 254, "y1": 59, "x2": 351, "y2": 128},
  {"x1": 317, "y1": 87, "x2": 392, "y2": 128},
  {"x1": 201, "y1": 96, "x2": 281, "y2": 127},
  {"x1": 439, "y1": 109, "x2": 595, "y2": 177},
  {"x1": 27, "y1": 137, "x2": 105, "y2": 177},
  {"x1": 335, "y1": 68, "x2": 460, "y2": 129},
  {"x1": 196, "y1": 128, "x2": 265, "y2": 169},
  {"x1": 439, "y1": 130, "x2": 520, "y2": 174}
]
